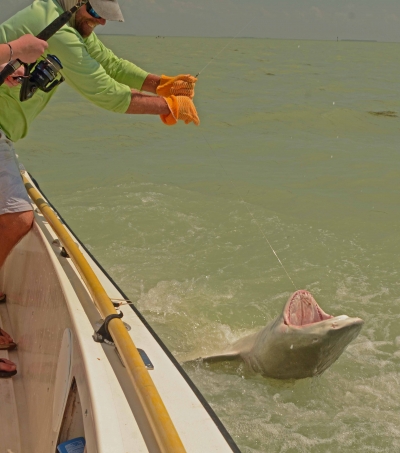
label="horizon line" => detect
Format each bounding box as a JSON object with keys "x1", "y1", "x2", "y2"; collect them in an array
[{"x1": 96, "y1": 34, "x2": 398, "y2": 43}]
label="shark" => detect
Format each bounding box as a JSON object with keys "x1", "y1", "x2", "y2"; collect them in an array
[{"x1": 201, "y1": 290, "x2": 363, "y2": 379}]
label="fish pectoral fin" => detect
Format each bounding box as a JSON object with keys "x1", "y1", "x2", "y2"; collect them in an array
[
  {"x1": 200, "y1": 351, "x2": 241, "y2": 363},
  {"x1": 182, "y1": 351, "x2": 241, "y2": 366}
]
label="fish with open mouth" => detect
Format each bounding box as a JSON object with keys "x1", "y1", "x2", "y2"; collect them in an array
[{"x1": 200, "y1": 290, "x2": 364, "y2": 380}]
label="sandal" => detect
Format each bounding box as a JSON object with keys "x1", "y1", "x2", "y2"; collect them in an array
[
  {"x1": 0, "y1": 328, "x2": 17, "y2": 351},
  {"x1": 0, "y1": 358, "x2": 17, "y2": 378},
  {"x1": 0, "y1": 293, "x2": 5, "y2": 304}
]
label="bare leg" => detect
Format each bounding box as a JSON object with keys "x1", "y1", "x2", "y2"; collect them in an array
[
  {"x1": 0, "y1": 212, "x2": 31, "y2": 349},
  {"x1": 0, "y1": 210, "x2": 34, "y2": 269}
]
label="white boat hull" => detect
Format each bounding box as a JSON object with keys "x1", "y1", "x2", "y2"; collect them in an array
[{"x1": 0, "y1": 173, "x2": 240, "y2": 453}]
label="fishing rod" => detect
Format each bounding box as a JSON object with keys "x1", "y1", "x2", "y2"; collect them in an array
[{"x1": 0, "y1": 1, "x2": 88, "y2": 87}]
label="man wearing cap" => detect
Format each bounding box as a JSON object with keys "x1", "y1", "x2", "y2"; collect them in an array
[
  {"x1": 0, "y1": 0, "x2": 199, "y2": 376},
  {"x1": 0, "y1": 33, "x2": 49, "y2": 379}
]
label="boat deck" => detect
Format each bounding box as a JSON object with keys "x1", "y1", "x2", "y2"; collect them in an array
[{"x1": 0, "y1": 302, "x2": 25, "y2": 453}]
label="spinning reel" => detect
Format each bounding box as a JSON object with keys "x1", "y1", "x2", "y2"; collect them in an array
[
  {"x1": 19, "y1": 55, "x2": 64, "y2": 102},
  {"x1": 0, "y1": 1, "x2": 88, "y2": 96}
]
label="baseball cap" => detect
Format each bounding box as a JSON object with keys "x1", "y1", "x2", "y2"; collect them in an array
[{"x1": 89, "y1": 0, "x2": 124, "y2": 22}]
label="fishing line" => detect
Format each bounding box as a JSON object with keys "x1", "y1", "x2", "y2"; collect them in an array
[
  {"x1": 195, "y1": 18, "x2": 254, "y2": 78},
  {"x1": 193, "y1": 16, "x2": 297, "y2": 289},
  {"x1": 200, "y1": 132, "x2": 298, "y2": 291}
]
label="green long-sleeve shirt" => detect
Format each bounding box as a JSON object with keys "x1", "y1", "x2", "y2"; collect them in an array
[{"x1": 0, "y1": 0, "x2": 149, "y2": 142}]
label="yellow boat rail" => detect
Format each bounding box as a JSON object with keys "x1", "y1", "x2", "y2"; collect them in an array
[{"x1": 22, "y1": 173, "x2": 187, "y2": 453}]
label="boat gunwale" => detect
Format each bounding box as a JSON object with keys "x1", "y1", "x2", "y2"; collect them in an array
[{"x1": 28, "y1": 173, "x2": 242, "y2": 453}]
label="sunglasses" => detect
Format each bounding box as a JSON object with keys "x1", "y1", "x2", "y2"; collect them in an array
[{"x1": 86, "y1": 2, "x2": 102, "y2": 19}]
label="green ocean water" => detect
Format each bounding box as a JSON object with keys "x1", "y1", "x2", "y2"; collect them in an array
[{"x1": 18, "y1": 36, "x2": 400, "y2": 452}]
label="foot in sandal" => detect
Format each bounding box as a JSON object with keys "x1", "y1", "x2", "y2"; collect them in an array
[
  {"x1": 0, "y1": 358, "x2": 17, "y2": 378},
  {"x1": 0, "y1": 328, "x2": 17, "y2": 350}
]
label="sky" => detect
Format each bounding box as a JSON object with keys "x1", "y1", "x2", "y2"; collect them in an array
[{"x1": 2, "y1": 0, "x2": 400, "y2": 42}]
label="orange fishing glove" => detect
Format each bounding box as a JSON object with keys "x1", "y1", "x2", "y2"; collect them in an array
[
  {"x1": 161, "y1": 95, "x2": 200, "y2": 126},
  {"x1": 156, "y1": 74, "x2": 197, "y2": 99}
]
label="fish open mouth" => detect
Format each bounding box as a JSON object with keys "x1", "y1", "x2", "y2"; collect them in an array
[{"x1": 284, "y1": 290, "x2": 333, "y2": 326}]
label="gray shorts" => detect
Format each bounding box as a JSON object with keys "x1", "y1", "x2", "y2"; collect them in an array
[{"x1": 0, "y1": 130, "x2": 32, "y2": 215}]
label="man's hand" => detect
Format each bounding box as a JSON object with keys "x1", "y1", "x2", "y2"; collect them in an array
[
  {"x1": 156, "y1": 74, "x2": 197, "y2": 99},
  {"x1": 11, "y1": 34, "x2": 48, "y2": 63},
  {"x1": 161, "y1": 95, "x2": 200, "y2": 126}
]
